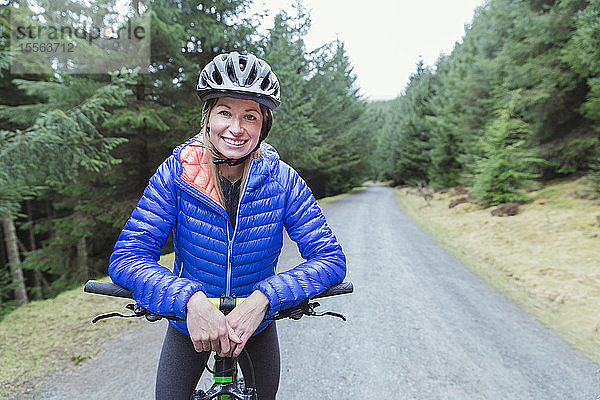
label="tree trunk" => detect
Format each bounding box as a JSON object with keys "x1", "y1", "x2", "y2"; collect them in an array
[
  {"x1": 26, "y1": 201, "x2": 44, "y2": 299},
  {"x1": 2, "y1": 214, "x2": 28, "y2": 306},
  {"x1": 76, "y1": 236, "x2": 88, "y2": 282}
]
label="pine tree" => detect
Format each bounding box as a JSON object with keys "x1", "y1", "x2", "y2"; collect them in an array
[
  {"x1": 393, "y1": 61, "x2": 436, "y2": 185},
  {"x1": 260, "y1": 7, "x2": 320, "y2": 171},
  {"x1": 0, "y1": 72, "x2": 133, "y2": 306},
  {"x1": 471, "y1": 107, "x2": 544, "y2": 205},
  {"x1": 303, "y1": 40, "x2": 367, "y2": 197}
]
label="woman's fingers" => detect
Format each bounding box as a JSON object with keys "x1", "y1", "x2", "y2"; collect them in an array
[
  {"x1": 186, "y1": 291, "x2": 231, "y2": 354},
  {"x1": 217, "y1": 332, "x2": 231, "y2": 357},
  {"x1": 232, "y1": 341, "x2": 245, "y2": 358},
  {"x1": 186, "y1": 290, "x2": 270, "y2": 357},
  {"x1": 228, "y1": 323, "x2": 243, "y2": 344},
  {"x1": 210, "y1": 337, "x2": 221, "y2": 354}
]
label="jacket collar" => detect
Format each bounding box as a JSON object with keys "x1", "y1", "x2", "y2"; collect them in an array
[{"x1": 172, "y1": 134, "x2": 280, "y2": 197}]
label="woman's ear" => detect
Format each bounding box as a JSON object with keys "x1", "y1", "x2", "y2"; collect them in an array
[{"x1": 260, "y1": 106, "x2": 273, "y2": 140}]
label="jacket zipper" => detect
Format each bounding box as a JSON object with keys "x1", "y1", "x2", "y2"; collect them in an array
[
  {"x1": 174, "y1": 151, "x2": 256, "y2": 297},
  {"x1": 225, "y1": 162, "x2": 253, "y2": 296}
]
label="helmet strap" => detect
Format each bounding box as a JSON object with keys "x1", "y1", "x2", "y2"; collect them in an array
[{"x1": 212, "y1": 141, "x2": 261, "y2": 166}]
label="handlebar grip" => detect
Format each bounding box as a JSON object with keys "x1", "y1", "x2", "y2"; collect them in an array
[
  {"x1": 313, "y1": 282, "x2": 354, "y2": 299},
  {"x1": 84, "y1": 280, "x2": 133, "y2": 299}
]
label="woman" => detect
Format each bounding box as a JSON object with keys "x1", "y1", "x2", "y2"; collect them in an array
[{"x1": 108, "y1": 51, "x2": 346, "y2": 400}]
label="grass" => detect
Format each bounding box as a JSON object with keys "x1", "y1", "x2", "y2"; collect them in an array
[
  {"x1": 0, "y1": 253, "x2": 175, "y2": 399},
  {"x1": 316, "y1": 185, "x2": 365, "y2": 206},
  {"x1": 395, "y1": 177, "x2": 600, "y2": 363}
]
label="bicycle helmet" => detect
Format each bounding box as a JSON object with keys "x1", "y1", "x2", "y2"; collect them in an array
[{"x1": 196, "y1": 51, "x2": 281, "y2": 110}]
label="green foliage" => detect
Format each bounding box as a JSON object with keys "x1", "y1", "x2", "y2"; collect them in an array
[
  {"x1": 587, "y1": 155, "x2": 600, "y2": 196},
  {"x1": 0, "y1": 0, "x2": 371, "y2": 310},
  {"x1": 544, "y1": 137, "x2": 600, "y2": 175},
  {"x1": 262, "y1": 8, "x2": 320, "y2": 169},
  {"x1": 369, "y1": 0, "x2": 598, "y2": 195},
  {"x1": 428, "y1": 126, "x2": 463, "y2": 190},
  {"x1": 0, "y1": 68, "x2": 134, "y2": 311},
  {"x1": 301, "y1": 40, "x2": 368, "y2": 197},
  {"x1": 0, "y1": 75, "x2": 132, "y2": 216},
  {"x1": 365, "y1": 99, "x2": 403, "y2": 182},
  {"x1": 562, "y1": 0, "x2": 600, "y2": 122},
  {"x1": 0, "y1": 266, "x2": 16, "y2": 317},
  {"x1": 472, "y1": 109, "x2": 544, "y2": 205},
  {"x1": 261, "y1": 7, "x2": 366, "y2": 197},
  {"x1": 394, "y1": 63, "x2": 437, "y2": 185}
]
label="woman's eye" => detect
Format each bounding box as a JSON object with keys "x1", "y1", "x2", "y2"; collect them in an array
[
  {"x1": 245, "y1": 114, "x2": 258, "y2": 121},
  {"x1": 218, "y1": 110, "x2": 231, "y2": 117}
]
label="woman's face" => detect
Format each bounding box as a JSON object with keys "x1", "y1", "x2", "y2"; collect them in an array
[{"x1": 207, "y1": 97, "x2": 263, "y2": 160}]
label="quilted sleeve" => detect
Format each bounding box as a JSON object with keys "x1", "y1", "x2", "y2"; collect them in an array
[
  {"x1": 254, "y1": 164, "x2": 346, "y2": 317},
  {"x1": 108, "y1": 155, "x2": 203, "y2": 319}
]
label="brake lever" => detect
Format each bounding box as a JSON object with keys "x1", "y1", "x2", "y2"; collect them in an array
[
  {"x1": 304, "y1": 302, "x2": 347, "y2": 321},
  {"x1": 91, "y1": 303, "x2": 163, "y2": 323},
  {"x1": 92, "y1": 310, "x2": 140, "y2": 323},
  {"x1": 311, "y1": 310, "x2": 347, "y2": 321},
  {"x1": 269, "y1": 301, "x2": 347, "y2": 321}
]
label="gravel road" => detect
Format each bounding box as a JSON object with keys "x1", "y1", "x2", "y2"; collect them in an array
[{"x1": 23, "y1": 183, "x2": 599, "y2": 399}]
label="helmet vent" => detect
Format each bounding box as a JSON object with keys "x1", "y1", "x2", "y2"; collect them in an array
[
  {"x1": 246, "y1": 65, "x2": 257, "y2": 86},
  {"x1": 226, "y1": 62, "x2": 236, "y2": 84},
  {"x1": 239, "y1": 58, "x2": 247, "y2": 71},
  {"x1": 260, "y1": 77, "x2": 270, "y2": 91},
  {"x1": 212, "y1": 70, "x2": 223, "y2": 85}
]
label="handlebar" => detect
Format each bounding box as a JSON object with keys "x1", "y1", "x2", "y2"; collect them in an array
[
  {"x1": 84, "y1": 280, "x2": 353, "y2": 322},
  {"x1": 84, "y1": 280, "x2": 133, "y2": 298},
  {"x1": 84, "y1": 280, "x2": 353, "y2": 301}
]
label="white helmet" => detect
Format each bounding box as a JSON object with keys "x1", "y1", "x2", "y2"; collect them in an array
[{"x1": 196, "y1": 51, "x2": 281, "y2": 110}]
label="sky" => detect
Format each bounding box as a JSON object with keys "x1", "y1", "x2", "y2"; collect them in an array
[{"x1": 247, "y1": 0, "x2": 486, "y2": 101}]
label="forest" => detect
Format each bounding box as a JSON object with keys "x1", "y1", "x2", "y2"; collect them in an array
[
  {"x1": 1, "y1": 0, "x2": 599, "y2": 316},
  {"x1": 369, "y1": 0, "x2": 600, "y2": 204}
]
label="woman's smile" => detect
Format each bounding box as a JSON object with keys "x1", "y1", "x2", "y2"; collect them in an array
[{"x1": 222, "y1": 137, "x2": 248, "y2": 147}]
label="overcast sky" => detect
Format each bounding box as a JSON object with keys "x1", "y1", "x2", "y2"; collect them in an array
[{"x1": 247, "y1": 0, "x2": 486, "y2": 101}]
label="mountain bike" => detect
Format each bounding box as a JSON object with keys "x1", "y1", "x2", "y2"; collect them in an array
[{"x1": 84, "y1": 280, "x2": 353, "y2": 400}]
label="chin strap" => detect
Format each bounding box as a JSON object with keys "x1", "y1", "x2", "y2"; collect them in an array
[
  {"x1": 212, "y1": 155, "x2": 250, "y2": 166},
  {"x1": 212, "y1": 141, "x2": 262, "y2": 166}
]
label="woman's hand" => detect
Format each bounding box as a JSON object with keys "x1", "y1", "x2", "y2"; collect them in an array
[
  {"x1": 186, "y1": 291, "x2": 242, "y2": 356},
  {"x1": 225, "y1": 290, "x2": 270, "y2": 358}
]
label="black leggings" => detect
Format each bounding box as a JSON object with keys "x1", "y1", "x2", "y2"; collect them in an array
[{"x1": 155, "y1": 322, "x2": 280, "y2": 400}]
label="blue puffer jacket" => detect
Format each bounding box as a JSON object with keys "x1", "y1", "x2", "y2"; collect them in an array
[{"x1": 108, "y1": 135, "x2": 346, "y2": 335}]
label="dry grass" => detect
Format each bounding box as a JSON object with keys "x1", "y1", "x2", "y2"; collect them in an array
[
  {"x1": 395, "y1": 177, "x2": 600, "y2": 363},
  {"x1": 0, "y1": 253, "x2": 175, "y2": 399}
]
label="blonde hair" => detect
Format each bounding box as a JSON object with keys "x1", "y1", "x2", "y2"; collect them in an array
[{"x1": 200, "y1": 98, "x2": 263, "y2": 206}]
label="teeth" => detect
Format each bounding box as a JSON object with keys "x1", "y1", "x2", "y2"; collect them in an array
[{"x1": 223, "y1": 137, "x2": 246, "y2": 146}]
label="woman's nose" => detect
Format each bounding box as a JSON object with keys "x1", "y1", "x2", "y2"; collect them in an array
[{"x1": 229, "y1": 116, "x2": 243, "y2": 135}]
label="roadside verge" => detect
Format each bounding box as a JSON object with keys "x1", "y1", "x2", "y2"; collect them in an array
[
  {"x1": 393, "y1": 178, "x2": 600, "y2": 364},
  {"x1": 0, "y1": 254, "x2": 174, "y2": 399}
]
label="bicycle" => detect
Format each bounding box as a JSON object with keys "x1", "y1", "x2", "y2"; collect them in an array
[{"x1": 84, "y1": 280, "x2": 353, "y2": 400}]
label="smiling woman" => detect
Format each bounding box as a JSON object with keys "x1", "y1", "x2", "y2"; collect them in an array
[{"x1": 106, "y1": 51, "x2": 347, "y2": 400}]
